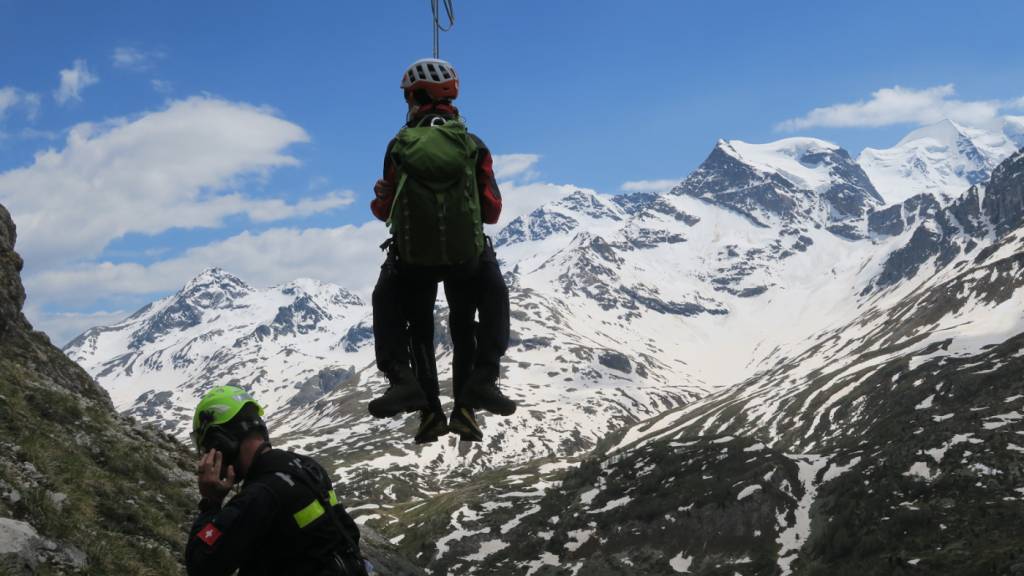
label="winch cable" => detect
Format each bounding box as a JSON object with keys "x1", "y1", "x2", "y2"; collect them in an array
[{"x1": 431, "y1": 0, "x2": 455, "y2": 58}]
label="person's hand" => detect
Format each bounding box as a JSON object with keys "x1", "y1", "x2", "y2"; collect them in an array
[
  {"x1": 374, "y1": 179, "x2": 394, "y2": 200},
  {"x1": 197, "y1": 449, "x2": 236, "y2": 503}
]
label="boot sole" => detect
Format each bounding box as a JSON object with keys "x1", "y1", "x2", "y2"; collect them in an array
[
  {"x1": 368, "y1": 394, "x2": 430, "y2": 419},
  {"x1": 449, "y1": 408, "x2": 484, "y2": 442},
  {"x1": 458, "y1": 397, "x2": 516, "y2": 417},
  {"x1": 414, "y1": 414, "x2": 450, "y2": 444}
]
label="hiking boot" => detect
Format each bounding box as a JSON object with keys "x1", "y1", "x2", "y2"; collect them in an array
[
  {"x1": 460, "y1": 367, "x2": 516, "y2": 416},
  {"x1": 414, "y1": 408, "x2": 449, "y2": 444},
  {"x1": 368, "y1": 365, "x2": 428, "y2": 418},
  {"x1": 448, "y1": 406, "x2": 484, "y2": 442}
]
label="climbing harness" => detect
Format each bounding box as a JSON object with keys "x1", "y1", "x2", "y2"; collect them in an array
[{"x1": 431, "y1": 0, "x2": 455, "y2": 58}]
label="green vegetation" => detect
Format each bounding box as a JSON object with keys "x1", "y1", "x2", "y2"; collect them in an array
[{"x1": 0, "y1": 331, "x2": 195, "y2": 576}]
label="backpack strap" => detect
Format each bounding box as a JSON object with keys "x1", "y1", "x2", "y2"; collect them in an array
[
  {"x1": 249, "y1": 451, "x2": 366, "y2": 574},
  {"x1": 385, "y1": 171, "x2": 408, "y2": 227}
]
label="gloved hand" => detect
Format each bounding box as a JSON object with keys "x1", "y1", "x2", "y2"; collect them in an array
[{"x1": 373, "y1": 179, "x2": 394, "y2": 200}]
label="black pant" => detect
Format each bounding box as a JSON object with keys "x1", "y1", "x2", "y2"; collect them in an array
[{"x1": 372, "y1": 240, "x2": 510, "y2": 407}]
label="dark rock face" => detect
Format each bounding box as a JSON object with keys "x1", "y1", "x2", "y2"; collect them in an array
[
  {"x1": 289, "y1": 367, "x2": 356, "y2": 407},
  {"x1": 676, "y1": 146, "x2": 797, "y2": 227},
  {"x1": 612, "y1": 191, "x2": 661, "y2": 215},
  {"x1": 868, "y1": 203, "x2": 905, "y2": 236},
  {"x1": 813, "y1": 147, "x2": 885, "y2": 207},
  {"x1": 873, "y1": 221, "x2": 958, "y2": 290},
  {"x1": 869, "y1": 194, "x2": 946, "y2": 239},
  {"x1": 617, "y1": 228, "x2": 687, "y2": 250},
  {"x1": 272, "y1": 295, "x2": 330, "y2": 336},
  {"x1": 982, "y1": 150, "x2": 1024, "y2": 236},
  {"x1": 0, "y1": 203, "x2": 197, "y2": 575},
  {"x1": 870, "y1": 151, "x2": 1024, "y2": 291},
  {"x1": 131, "y1": 390, "x2": 175, "y2": 420},
  {"x1": 598, "y1": 350, "x2": 632, "y2": 374},
  {"x1": 0, "y1": 205, "x2": 27, "y2": 340},
  {"x1": 338, "y1": 322, "x2": 373, "y2": 353},
  {"x1": 676, "y1": 143, "x2": 881, "y2": 235}
]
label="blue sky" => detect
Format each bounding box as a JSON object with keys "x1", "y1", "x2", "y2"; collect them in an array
[{"x1": 1, "y1": 0, "x2": 1023, "y2": 344}]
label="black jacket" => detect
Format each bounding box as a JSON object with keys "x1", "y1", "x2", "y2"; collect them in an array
[{"x1": 185, "y1": 448, "x2": 367, "y2": 576}]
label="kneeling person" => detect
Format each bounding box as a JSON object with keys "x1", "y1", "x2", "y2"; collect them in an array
[{"x1": 186, "y1": 386, "x2": 369, "y2": 576}]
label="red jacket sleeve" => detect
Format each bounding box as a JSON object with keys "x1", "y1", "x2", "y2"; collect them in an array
[
  {"x1": 473, "y1": 139, "x2": 502, "y2": 225},
  {"x1": 370, "y1": 139, "x2": 398, "y2": 222}
]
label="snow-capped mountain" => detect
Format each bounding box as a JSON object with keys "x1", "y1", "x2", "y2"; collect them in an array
[
  {"x1": 859, "y1": 118, "x2": 1023, "y2": 205},
  {"x1": 65, "y1": 269, "x2": 366, "y2": 430},
  {"x1": 65, "y1": 254, "x2": 708, "y2": 504},
  {"x1": 62, "y1": 128, "x2": 1024, "y2": 574},
  {"x1": 376, "y1": 151, "x2": 1024, "y2": 576},
  {"x1": 65, "y1": 136, "x2": 892, "y2": 505},
  {"x1": 677, "y1": 137, "x2": 883, "y2": 238}
]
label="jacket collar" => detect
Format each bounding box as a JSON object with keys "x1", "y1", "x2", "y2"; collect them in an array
[{"x1": 407, "y1": 102, "x2": 459, "y2": 126}]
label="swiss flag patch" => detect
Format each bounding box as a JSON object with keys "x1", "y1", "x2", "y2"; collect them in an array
[{"x1": 197, "y1": 522, "x2": 223, "y2": 547}]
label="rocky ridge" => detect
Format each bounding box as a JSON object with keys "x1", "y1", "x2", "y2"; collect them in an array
[{"x1": 0, "y1": 204, "x2": 196, "y2": 575}]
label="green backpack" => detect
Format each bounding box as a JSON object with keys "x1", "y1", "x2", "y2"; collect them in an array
[{"x1": 387, "y1": 117, "x2": 485, "y2": 266}]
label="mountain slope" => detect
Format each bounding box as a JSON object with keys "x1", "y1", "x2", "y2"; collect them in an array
[
  {"x1": 62, "y1": 135, "x2": 911, "y2": 525},
  {"x1": 361, "y1": 149, "x2": 1024, "y2": 575},
  {"x1": 488, "y1": 151, "x2": 1024, "y2": 575},
  {"x1": 60, "y1": 130, "x2": 1024, "y2": 574}
]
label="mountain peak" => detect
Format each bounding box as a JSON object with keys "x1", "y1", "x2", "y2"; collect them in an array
[
  {"x1": 859, "y1": 120, "x2": 1019, "y2": 206},
  {"x1": 276, "y1": 277, "x2": 363, "y2": 307},
  {"x1": 896, "y1": 118, "x2": 969, "y2": 147},
  {"x1": 176, "y1": 267, "x2": 253, "y2": 311},
  {"x1": 715, "y1": 137, "x2": 848, "y2": 193},
  {"x1": 182, "y1": 267, "x2": 249, "y2": 291},
  {"x1": 678, "y1": 137, "x2": 879, "y2": 234}
]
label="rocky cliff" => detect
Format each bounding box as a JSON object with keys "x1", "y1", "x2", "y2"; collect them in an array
[
  {"x1": 0, "y1": 203, "x2": 197, "y2": 574},
  {"x1": 0, "y1": 204, "x2": 422, "y2": 575}
]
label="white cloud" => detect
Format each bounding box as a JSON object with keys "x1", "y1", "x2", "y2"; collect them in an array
[
  {"x1": 112, "y1": 47, "x2": 164, "y2": 71},
  {"x1": 0, "y1": 96, "x2": 337, "y2": 268},
  {"x1": 245, "y1": 190, "x2": 355, "y2": 222},
  {"x1": 25, "y1": 222, "x2": 391, "y2": 310},
  {"x1": 0, "y1": 87, "x2": 41, "y2": 121},
  {"x1": 22, "y1": 176, "x2": 585, "y2": 339},
  {"x1": 54, "y1": 59, "x2": 99, "y2": 105},
  {"x1": 776, "y1": 84, "x2": 1014, "y2": 131},
  {"x1": 151, "y1": 79, "x2": 173, "y2": 94},
  {"x1": 0, "y1": 88, "x2": 18, "y2": 118},
  {"x1": 25, "y1": 305, "x2": 131, "y2": 348},
  {"x1": 22, "y1": 93, "x2": 41, "y2": 120},
  {"x1": 492, "y1": 153, "x2": 541, "y2": 181},
  {"x1": 620, "y1": 179, "x2": 682, "y2": 194}
]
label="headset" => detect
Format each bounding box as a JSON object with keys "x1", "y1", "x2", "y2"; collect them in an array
[{"x1": 196, "y1": 411, "x2": 269, "y2": 480}]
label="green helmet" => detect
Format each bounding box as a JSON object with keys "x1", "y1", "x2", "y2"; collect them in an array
[{"x1": 191, "y1": 385, "x2": 264, "y2": 450}]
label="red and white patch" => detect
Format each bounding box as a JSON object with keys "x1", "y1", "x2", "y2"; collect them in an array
[{"x1": 196, "y1": 522, "x2": 223, "y2": 547}]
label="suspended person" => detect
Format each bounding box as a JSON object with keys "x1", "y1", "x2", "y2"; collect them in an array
[
  {"x1": 186, "y1": 386, "x2": 370, "y2": 575},
  {"x1": 367, "y1": 58, "x2": 515, "y2": 443}
]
